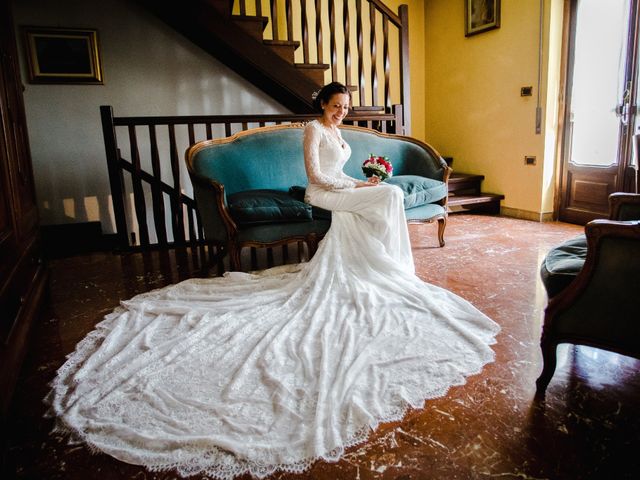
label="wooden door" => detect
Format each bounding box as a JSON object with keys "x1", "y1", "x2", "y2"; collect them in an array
[{"x1": 558, "y1": 0, "x2": 639, "y2": 224}]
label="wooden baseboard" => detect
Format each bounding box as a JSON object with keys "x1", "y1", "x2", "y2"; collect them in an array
[
  {"x1": 40, "y1": 222, "x2": 118, "y2": 258},
  {"x1": 500, "y1": 206, "x2": 554, "y2": 222}
]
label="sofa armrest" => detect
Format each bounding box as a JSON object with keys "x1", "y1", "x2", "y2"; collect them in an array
[
  {"x1": 190, "y1": 174, "x2": 238, "y2": 244},
  {"x1": 609, "y1": 192, "x2": 640, "y2": 221}
]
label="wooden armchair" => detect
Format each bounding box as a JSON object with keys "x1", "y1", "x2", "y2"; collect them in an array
[{"x1": 536, "y1": 193, "x2": 640, "y2": 394}]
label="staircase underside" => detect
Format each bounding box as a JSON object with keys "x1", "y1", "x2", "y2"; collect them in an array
[{"x1": 138, "y1": 0, "x2": 322, "y2": 112}]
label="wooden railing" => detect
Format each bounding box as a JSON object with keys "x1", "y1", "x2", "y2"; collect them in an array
[
  {"x1": 232, "y1": 0, "x2": 411, "y2": 132},
  {"x1": 101, "y1": 104, "x2": 403, "y2": 261}
]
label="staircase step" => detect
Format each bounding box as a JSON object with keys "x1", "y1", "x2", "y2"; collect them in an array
[
  {"x1": 448, "y1": 172, "x2": 485, "y2": 194},
  {"x1": 263, "y1": 39, "x2": 300, "y2": 63},
  {"x1": 447, "y1": 193, "x2": 504, "y2": 214},
  {"x1": 295, "y1": 63, "x2": 329, "y2": 84},
  {"x1": 233, "y1": 15, "x2": 269, "y2": 41}
]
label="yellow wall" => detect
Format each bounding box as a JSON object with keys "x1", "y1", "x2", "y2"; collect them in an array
[{"x1": 424, "y1": 0, "x2": 562, "y2": 217}]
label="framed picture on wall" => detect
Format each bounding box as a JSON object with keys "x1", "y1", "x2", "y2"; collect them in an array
[
  {"x1": 23, "y1": 26, "x2": 103, "y2": 84},
  {"x1": 465, "y1": 0, "x2": 501, "y2": 37}
]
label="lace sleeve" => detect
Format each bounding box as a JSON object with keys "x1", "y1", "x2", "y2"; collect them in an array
[{"x1": 303, "y1": 123, "x2": 356, "y2": 189}]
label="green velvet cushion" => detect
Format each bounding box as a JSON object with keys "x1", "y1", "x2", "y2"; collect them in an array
[
  {"x1": 288, "y1": 186, "x2": 332, "y2": 220},
  {"x1": 228, "y1": 189, "x2": 312, "y2": 226},
  {"x1": 540, "y1": 234, "x2": 587, "y2": 297},
  {"x1": 385, "y1": 175, "x2": 447, "y2": 209}
]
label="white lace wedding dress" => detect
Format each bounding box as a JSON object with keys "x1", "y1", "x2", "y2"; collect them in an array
[{"x1": 48, "y1": 120, "x2": 500, "y2": 479}]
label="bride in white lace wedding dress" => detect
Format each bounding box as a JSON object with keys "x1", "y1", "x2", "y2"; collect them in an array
[{"x1": 48, "y1": 83, "x2": 500, "y2": 479}]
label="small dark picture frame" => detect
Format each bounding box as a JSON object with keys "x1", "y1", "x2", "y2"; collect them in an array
[
  {"x1": 465, "y1": 0, "x2": 501, "y2": 37},
  {"x1": 23, "y1": 27, "x2": 103, "y2": 84}
]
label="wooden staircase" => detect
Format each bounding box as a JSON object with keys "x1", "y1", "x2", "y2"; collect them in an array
[
  {"x1": 138, "y1": 0, "x2": 411, "y2": 130},
  {"x1": 448, "y1": 173, "x2": 504, "y2": 214}
]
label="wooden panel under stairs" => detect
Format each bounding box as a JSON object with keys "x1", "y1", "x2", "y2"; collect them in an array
[{"x1": 448, "y1": 173, "x2": 504, "y2": 214}]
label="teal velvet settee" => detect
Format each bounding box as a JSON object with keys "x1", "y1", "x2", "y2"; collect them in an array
[{"x1": 186, "y1": 124, "x2": 451, "y2": 271}]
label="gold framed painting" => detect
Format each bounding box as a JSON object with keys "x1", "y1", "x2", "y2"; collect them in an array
[
  {"x1": 465, "y1": 0, "x2": 501, "y2": 37},
  {"x1": 23, "y1": 27, "x2": 103, "y2": 84}
]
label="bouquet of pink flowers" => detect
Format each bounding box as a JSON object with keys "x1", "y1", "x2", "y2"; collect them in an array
[{"x1": 362, "y1": 154, "x2": 393, "y2": 181}]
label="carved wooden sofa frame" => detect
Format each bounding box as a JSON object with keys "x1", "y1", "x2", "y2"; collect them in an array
[{"x1": 186, "y1": 123, "x2": 451, "y2": 271}]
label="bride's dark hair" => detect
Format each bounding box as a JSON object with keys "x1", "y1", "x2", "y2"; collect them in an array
[{"x1": 312, "y1": 82, "x2": 351, "y2": 112}]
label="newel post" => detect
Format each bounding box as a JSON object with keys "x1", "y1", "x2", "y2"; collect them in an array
[{"x1": 100, "y1": 105, "x2": 129, "y2": 250}]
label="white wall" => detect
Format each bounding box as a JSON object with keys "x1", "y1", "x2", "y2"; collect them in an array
[{"x1": 13, "y1": 0, "x2": 288, "y2": 234}]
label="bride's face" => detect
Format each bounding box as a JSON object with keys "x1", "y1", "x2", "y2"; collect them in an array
[{"x1": 321, "y1": 93, "x2": 350, "y2": 126}]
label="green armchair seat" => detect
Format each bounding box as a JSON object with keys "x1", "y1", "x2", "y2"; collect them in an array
[{"x1": 186, "y1": 124, "x2": 451, "y2": 271}]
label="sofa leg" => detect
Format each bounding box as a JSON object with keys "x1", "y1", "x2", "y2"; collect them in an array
[
  {"x1": 536, "y1": 335, "x2": 557, "y2": 396},
  {"x1": 437, "y1": 216, "x2": 446, "y2": 247}
]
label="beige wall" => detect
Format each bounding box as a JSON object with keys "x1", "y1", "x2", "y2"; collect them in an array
[{"x1": 424, "y1": 0, "x2": 563, "y2": 218}]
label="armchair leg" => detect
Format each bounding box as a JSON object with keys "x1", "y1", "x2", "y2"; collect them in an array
[
  {"x1": 437, "y1": 216, "x2": 447, "y2": 247},
  {"x1": 536, "y1": 335, "x2": 558, "y2": 395}
]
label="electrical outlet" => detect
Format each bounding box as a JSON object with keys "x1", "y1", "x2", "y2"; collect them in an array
[
  {"x1": 525, "y1": 156, "x2": 536, "y2": 165},
  {"x1": 521, "y1": 86, "x2": 533, "y2": 96}
]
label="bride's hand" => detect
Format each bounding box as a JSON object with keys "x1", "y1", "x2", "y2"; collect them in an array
[{"x1": 355, "y1": 176, "x2": 381, "y2": 188}]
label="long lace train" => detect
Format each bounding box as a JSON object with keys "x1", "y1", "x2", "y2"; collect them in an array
[{"x1": 47, "y1": 208, "x2": 500, "y2": 479}]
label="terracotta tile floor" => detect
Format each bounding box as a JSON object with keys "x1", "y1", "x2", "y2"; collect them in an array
[{"x1": 6, "y1": 215, "x2": 640, "y2": 479}]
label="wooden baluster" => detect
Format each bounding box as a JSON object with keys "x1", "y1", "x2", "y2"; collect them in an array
[
  {"x1": 186, "y1": 204, "x2": 197, "y2": 245},
  {"x1": 316, "y1": 0, "x2": 323, "y2": 64},
  {"x1": 286, "y1": 0, "x2": 293, "y2": 42},
  {"x1": 128, "y1": 125, "x2": 150, "y2": 247},
  {"x1": 270, "y1": 0, "x2": 280, "y2": 40},
  {"x1": 188, "y1": 123, "x2": 195, "y2": 146},
  {"x1": 206, "y1": 123, "x2": 213, "y2": 140},
  {"x1": 196, "y1": 207, "x2": 205, "y2": 242},
  {"x1": 399, "y1": 5, "x2": 410, "y2": 135},
  {"x1": 251, "y1": 247, "x2": 258, "y2": 270},
  {"x1": 302, "y1": 0, "x2": 310, "y2": 64},
  {"x1": 256, "y1": 0, "x2": 262, "y2": 16},
  {"x1": 239, "y1": 0, "x2": 246, "y2": 15},
  {"x1": 267, "y1": 247, "x2": 274, "y2": 267},
  {"x1": 329, "y1": 0, "x2": 337, "y2": 81},
  {"x1": 216, "y1": 245, "x2": 225, "y2": 276},
  {"x1": 168, "y1": 124, "x2": 186, "y2": 245},
  {"x1": 369, "y1": 2, "x2": 378, "y2": 106},
  {"x1": 148, "y1": 125, "x2": 168, "y2": 247},
  {"x1": 343, "y1": 0, "x2": 351, "y2": 87},
  {"x1": 282, "y1": 244, "x2": 289, "y2": 263},
  {"x1": 242, "y1": 121, "x2": 248, "y2": 131},
  {"x1": 383, "y1": 15, "x2": 390, "y2": 110},
  {"x1": 393, "y1": 103, "x2": 403, "y2": 135},
  {"x1": 225, "y1": 123, "x2": 232, "y2": 137},
  {"x1": 356, "y1": 0, "x2": 364, "y2": 106},
  {"x1": 297, "y1": 240, "x2": 304, "y2": 262}
]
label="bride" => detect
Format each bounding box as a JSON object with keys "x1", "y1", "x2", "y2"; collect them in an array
[{"x1": 48, "y1": 82, "x2": 500, "y2": 479}]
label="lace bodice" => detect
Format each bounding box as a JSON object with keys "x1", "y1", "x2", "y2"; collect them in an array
[{"x1": 303, "y1": 120, "x2": 360, "y2": 189}]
